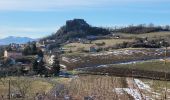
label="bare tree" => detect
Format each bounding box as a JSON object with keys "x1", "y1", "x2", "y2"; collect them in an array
[{"x1": 10, "y1": 77, "x2": 32, "y2": 99}]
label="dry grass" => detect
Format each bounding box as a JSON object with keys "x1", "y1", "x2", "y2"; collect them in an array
[
  {"x1": 118, "y1": 32, "x2": 170, "y2": 39},
  {"x1": 64, "y1": 38, "x2": 134, "y2": 52},
  {"x1": 67, "y1": 75, "x2": 131, "y2": 100},
  {"x1": 110, "y1": 60, "x2": 170, "y2": 72},
  {"x1": 141, "y1": 78, "x2": 170, "y2": 99},
  {"x1": 0, "y1": 77, "x2": 54, "y2": 99},
  {"x1": 93, "y1": 39, "x2": 133, "y2": 46}
]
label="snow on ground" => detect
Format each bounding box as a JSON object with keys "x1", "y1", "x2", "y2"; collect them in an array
[
  {"x1": 90, "y1": 49, "x2": 145, "y2": 56},
  {"x1": 62, "y1": 57, "x2": 70, "y2": 63},
  {"x1": 113, "y1": 88, "x2": 142, "y2": 100},
  {"x1": 60, "y1": 64, "x2": 67, "y2": 69},
  {"x1": 97, "y1": 64, "x2": 109, "y2": 68},
  {"x1": 88, "y1": 49, "x2": 165, "y2": 57},
  {"x1": 62, "y1": 49, "x2": 168, "y2": 64},
  {"x1": 62, "y1": 57, "x2": 81, "y2": 63},
  {"x1": 134, "y1": 79, "x2": 151, "y2": 92}
]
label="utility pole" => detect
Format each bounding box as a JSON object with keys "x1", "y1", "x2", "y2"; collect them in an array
[
  {"x1": 164, "y1": 46, "x2": 167, "y2": 65},
  {"x1": 164, "y1": 45, "x2": 168, "y2": 99},
  {"x1": 8, "y1": 80, "x2": 11, "y2": 100}
]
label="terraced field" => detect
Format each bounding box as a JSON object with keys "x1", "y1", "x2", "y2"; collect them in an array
[{"x1": 61, "y1": 48, "x2": 170, "y2": 70}]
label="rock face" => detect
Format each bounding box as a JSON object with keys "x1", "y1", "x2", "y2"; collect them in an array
[{"x1": 65, "y1": 19, "x2": 90, "y2": 32}]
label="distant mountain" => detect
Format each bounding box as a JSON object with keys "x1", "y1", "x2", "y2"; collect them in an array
[
  {"x1": 42, "y1": 19, "x2": 111, "y2": 43},
  {"x1": 0, "y1": 36, "x2": 35, "y2": 45}
]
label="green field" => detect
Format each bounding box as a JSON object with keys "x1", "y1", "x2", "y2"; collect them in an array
[{"x1": 110, "y1": 60, "x2": 170, "y2": 72}]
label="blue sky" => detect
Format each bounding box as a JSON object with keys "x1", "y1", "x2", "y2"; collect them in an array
[{"x1": 0, "y1": 0, "x2": 170, "y2": 39}]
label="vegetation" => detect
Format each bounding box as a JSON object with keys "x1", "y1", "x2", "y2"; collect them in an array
[
  {"x1": 114, "y1": 38, "x2": 169, "y2": 49},
  {"x1": 22, "y1": 43, "x2": 37, "y2": 55},
  {"x1": 63, "y1": 38, "x2": 134, "y2": 52},
  {"x1": 112, "y1": 60, "x2": 170, "y2": 72},
  {"x1": 0, "y1": 77, "x2": 54, "y2": 99},
  {"x1": 111, "y1": 24, "x2": 170, "y2": 34},
  {"x1": 52, "y1": 54, "x2": 60, "y2": 76}
]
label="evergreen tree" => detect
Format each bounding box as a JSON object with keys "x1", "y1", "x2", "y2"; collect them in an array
[
  {"x1": 23, "y1": 45, "x2": 31, "y2": 55},
  {"x1": 32, "y1": 58, "x2": 45, "y2": 75},
  {"x1": 32, "y1": 59, "x2": 38, "y2": 72},
  {"x1": 37, "y1": 49, "x2": 44, "y2": 58},
  {"x1": 52, "y1": 54, "x2": 60, "y2": 75},
  {"x1": 31, "y1": 43, "x2": 37, "y2": 54}
]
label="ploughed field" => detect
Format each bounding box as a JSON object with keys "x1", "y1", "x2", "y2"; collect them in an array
[{"x1": 61, "y1": 48, "x2": 170, "y2": 70}]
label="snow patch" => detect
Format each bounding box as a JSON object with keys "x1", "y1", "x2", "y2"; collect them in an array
[
  {"x1": 60, "y1": 64, "x2": 67, "y2": 68},
  {"x1": 134, "y1": 79, "x2": 151, "y2": 92},
  {"x1": 62, "y1": 57, "x2": 70, "y2": 63},
  {"x1": 113, "y1": 88, "x2": 142, "y2": 100}
]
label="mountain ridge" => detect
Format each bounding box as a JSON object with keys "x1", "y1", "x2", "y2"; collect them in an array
[{"x1": 0, "y1": 36, "x2": 35, "y2": 45}]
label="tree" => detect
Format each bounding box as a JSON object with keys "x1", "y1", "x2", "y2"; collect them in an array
[
  {"x1": 37, "y1": 49, "x2": 44, "y2": 58},
  {"x1": 52, "y1": 54, "x2": 60, "y2": 76},
  {"x1": 32, "y1": 58, "x2": 45, "y2": 75},
  {"x1": 32, "y1": 59, "x2": 38, "y2": 72},
  {"x1": 31, "y1": 43, "x2": 37, "y2": 55},
  {"x1": 0, "y1": 47, "x2": 4, "y2": 57},
  {"x1": 165, "y1": 25, "x2": 170, "y2": 31},
  {"x1": 37, "y1": 59, "x2": 45, "y2": 75},
  {"x1": 11, "y1": 78, "x2": 32, "y2": 98},
  {"x1": 23, "y1": 43, "x2": 38, "y2": 55},
  {"x1": 22, "y1": 45, "x2": 31, "y2": 55}
]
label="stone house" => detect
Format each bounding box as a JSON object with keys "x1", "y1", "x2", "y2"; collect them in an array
[{"x1": 4, "y1": 50, "x2": 23, "y2": 59}]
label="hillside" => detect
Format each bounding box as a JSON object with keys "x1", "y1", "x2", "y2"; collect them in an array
[
  {"x1": 42, "y1": 19, "x2": 111, "y2": 43},
  {"x1": 112, "y1": 25, "x2": 170, "y2": 34}
]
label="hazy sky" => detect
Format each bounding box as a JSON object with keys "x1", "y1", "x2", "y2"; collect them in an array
[{"x1": 0, "y1": 0, "x2": 170, "y2": 39}]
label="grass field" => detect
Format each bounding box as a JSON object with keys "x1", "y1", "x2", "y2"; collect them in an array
[
  {"x1": 63, "y1": 38, "x2": 134, "y2": 52},
  {"x1": 109, "y1": 60, "x2": 170, "y2": 72},
  {"x1": 62, "y1": 32, "x2": 170, "y2": 53},
  {"x1": 141, "y1": 78, "x2": 170, "y2": 99},
  {"x1": 68, "y1": 75, "x2": 131, "y2": 100},
  {"x1": 108, "y1": 61, "x2": 170, "y2": 72},
  {"x1": 118, "y1": 32, "x2": 170, "y2": 39},
  {"x1": 79, "y1": 59, "x2": 170, "y2": 74},
  {"x1": 0, "y1": 77, "x2": 69, "y2": 99}
]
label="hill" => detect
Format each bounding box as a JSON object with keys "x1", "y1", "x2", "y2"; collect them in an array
[
  {"x1": 0, "y1": 36, "x2": 35, "y2": 45},
  {"x1": 42, "y1": 19, "x2": 111, "y2": 43}
]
